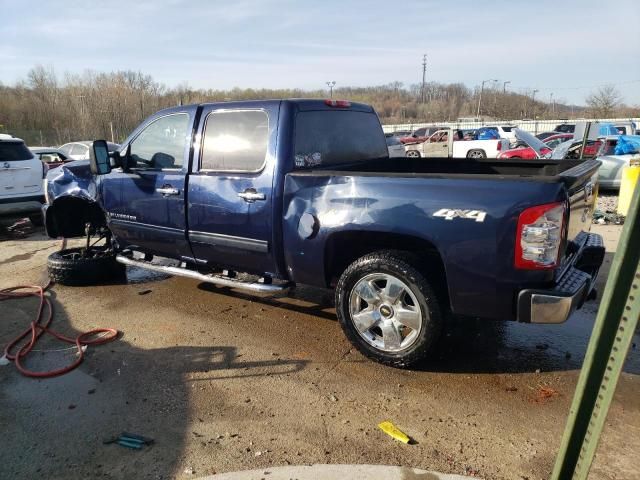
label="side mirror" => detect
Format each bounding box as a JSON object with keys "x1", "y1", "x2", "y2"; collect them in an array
[{"x1": 89, "y1": 140, "x2": 111, "y2": 175}]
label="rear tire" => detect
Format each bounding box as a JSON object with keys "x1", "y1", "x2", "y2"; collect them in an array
[
  {"x1": 406, "y1": 150, "x2": 421, "y2": 158},
  {"x1": 47, "y1": 246, "x2": 125, "y2": 286},
  {"x1": 335, "y1": 250, "x2": 443, "y2": 368},
  {"x1": 466, "y1": 149, "x2": 487, "y2": 159}
]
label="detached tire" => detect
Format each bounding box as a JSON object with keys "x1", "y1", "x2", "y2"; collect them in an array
[
  {"x1": 47, "y1": 247, "x2": 125, "y2": 286},
  {"x1": 335, "y1": 250, "x2": 443, "y2": 368}
]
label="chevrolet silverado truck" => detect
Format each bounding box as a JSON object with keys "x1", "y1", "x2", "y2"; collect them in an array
[{"x1": 43, "y1": 99, "x2": 604, "y2": 367}]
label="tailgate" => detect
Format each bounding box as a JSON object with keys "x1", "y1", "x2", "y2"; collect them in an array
[{"x1": 561, "y1": 159, "x2": 600, "y2": 243}]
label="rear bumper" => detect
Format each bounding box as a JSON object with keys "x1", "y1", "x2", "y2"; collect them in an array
[
  {"x1": 0, "y1": 194, "x2": 45, "y2": 217},
  {"x1": 517, "y1": 233, "x2": 605, "y2": 324}
]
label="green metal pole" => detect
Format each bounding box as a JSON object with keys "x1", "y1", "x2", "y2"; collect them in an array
[{"x1": 551, "y1": 181, "x2": 640, "y2": 479}]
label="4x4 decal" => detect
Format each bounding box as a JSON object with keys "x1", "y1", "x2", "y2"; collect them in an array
[{"x1": 433, "y1": 209, "x2": 487, "y2": 223}]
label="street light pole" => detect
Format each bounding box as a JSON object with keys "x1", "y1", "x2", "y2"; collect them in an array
[
  {"x1": 326, "y1": 81, "x2": 336, "y2": 99},
  {"x1": 476, "y1": 79, "x2": 497, "y2": 118},
  {"x1": 532, "y1": 89, "x2": 539, "y2": 118},
  {"x1": 502, "y1": 81, "x2": 511, "y2": 120}
]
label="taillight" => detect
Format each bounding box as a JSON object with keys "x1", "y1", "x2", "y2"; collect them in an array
[
  {"x1": 515, "y1": 202, "x2": 566, "y2": 270},
  {"x1": 324, "y1": 99, "x2": 351, "y2": 108},
  {"x1": 497, "y1": 141, "x2": 502, "y2": 152}
]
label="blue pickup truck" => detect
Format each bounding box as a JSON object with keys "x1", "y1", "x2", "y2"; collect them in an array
[{"x1": 43, "y1": 99, "x2": 604, "y2": 367}]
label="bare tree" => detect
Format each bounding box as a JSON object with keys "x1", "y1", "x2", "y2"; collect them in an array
[{"x1": 586, "y1": 85, "x2": 621, "y2": 118}]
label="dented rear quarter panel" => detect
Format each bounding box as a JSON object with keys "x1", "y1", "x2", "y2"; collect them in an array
[{"x1": 282, "y1": 172, "x2": 566, "y2": 320}]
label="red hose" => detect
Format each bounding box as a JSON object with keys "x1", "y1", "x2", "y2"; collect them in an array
[{"x1": 1, "y1": 281, "x2": 118, "y2": 378}]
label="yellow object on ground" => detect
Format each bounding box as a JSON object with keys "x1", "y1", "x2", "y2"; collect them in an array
[
  {"x1": 378, "y1": 421, "x2": 410, "y2": 444},
  {"x1": 618, "y1": 164, "x2": 640, "y2": 216}
]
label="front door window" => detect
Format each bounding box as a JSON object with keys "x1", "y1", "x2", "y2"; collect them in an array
[{"x1": 129, "y1": 114, "x2": 190, "y2": 170}]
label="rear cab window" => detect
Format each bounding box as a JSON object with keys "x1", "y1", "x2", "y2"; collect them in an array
[
  {"x1": 0, "y1": 141, "x2": 33, "y2": 161},
  {"x1": 294, "y1": 110, "x2": 388, "y2": 169}
]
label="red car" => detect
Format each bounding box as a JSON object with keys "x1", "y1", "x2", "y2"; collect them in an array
[{"x1": 498, "y1": 133, "x2": 574, "y2": 159}]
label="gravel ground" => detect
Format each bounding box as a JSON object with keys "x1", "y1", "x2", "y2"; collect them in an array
[
  {"x1": 596, "y1": 192, "x2": 618, "y2": 213},
  {"x1": 0, "y1": 225, "x2": 638, "y2": 480}
]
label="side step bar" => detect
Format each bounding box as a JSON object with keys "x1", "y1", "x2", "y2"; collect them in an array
[{"x1": 115, "y1": 255, "x2": 293, "y2": 293}]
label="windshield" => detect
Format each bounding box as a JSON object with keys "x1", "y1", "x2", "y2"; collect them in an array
[
  {"x1": 600, "y1": 139, "x2": 618, "y2": 156},
  {"x1": 514, "y1": 128, "x2": 548, "y2": 157}
]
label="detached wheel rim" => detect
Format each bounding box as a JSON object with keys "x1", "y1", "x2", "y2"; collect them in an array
[
  {"x1": 406, "y1": 150, "x2": 420, "y2": 158},
  {"x1": 348, "y1": 273, "x2": 424, "y2": 353}
]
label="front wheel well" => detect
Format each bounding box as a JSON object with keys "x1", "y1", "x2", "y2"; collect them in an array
[
  {"x1": 45, "y1": 196, "x2": 107, "y2": 238},
  {"x1": 324, "y1": 231, "x2": 450, "y2": 309}
]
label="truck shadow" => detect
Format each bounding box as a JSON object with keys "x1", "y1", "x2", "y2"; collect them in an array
[
  {"x1": 197, "y1": 282, "x2": 337, "y2": 321},
  {"x1": 0, "y1": 287, "x2": 307, "y2": 480},
  {"x1": 196, "y1": 277, "x2": 639, "y2": 375}
]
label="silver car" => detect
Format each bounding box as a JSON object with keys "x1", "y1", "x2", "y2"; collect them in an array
[{"x1": 596, "y1": 136, "x2": 640, "y2": 190}]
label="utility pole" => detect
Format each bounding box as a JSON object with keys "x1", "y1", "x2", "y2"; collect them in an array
[
  {"x1": 420, "y1": 54, "x2": 427, "y2": 103},
  {"x1": 476, "y1": 79, "x2": 497, "y2": 118},
  {"x1": 532, "y1": 89, "x2": 539, "y2": 119},
  {"x1": 550, "y1": 92, "x2": 555, "y2": 117},
  {"x1": 502, "y1": 81, "x2": 511, "y2": 119},
  {"x1": 325, "y1": 81, "x2": 336, "y2": 99}
]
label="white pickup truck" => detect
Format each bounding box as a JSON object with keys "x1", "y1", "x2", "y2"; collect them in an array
[{"x1": 404, "y1": 128, "x2": 509, "y2": 158}]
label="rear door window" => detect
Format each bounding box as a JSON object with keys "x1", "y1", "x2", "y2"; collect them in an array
[
  {"x1": 294, "y1": 111, "x2": 387, "y2": 168},
  {"x1": 0, "y1": 142, "x2": 33, "y2": 161}
]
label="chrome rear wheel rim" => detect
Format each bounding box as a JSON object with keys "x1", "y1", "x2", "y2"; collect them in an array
[{"x1": 348, "y1": 273, "x2": 424, "y2": 352}]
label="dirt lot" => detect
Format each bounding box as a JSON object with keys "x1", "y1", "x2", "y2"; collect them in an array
[{"x1": 0, "y1": 222, "x2": 638, "y2": 480}]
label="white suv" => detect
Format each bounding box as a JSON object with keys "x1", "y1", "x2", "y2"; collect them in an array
[{"x1": 0, "y1": 135, "x2": 46, "y2": 225}]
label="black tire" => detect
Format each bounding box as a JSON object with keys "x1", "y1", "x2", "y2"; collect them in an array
[
  {"x1": 28, "y1": 214, "x2": 44, "y2": 227},
  {"x1": 335, "y1": 250, "x2": 443, "y2": 368},
  {"x1": 47, "y1": 246, "x2": 125, "y2": 286},
  {"x1": 466, "y1": 149, "x2": 487, "y2": 159}
]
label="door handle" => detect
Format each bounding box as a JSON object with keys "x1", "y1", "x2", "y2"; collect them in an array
[
  {"x1": 156, "y1": 186, "x2": 180, "y2": 196},
  {"x1": 238, "y1": 189, "x2": 266, "y2": 203}
]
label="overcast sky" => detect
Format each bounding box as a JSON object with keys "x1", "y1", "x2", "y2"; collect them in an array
[{"x1": 1, "y1": 0, "x2": 639, "y2": 105}]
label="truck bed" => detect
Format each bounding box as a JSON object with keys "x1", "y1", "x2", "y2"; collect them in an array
[{"x1": 291, "y1": 157, "x2": 595, "y2": 186}]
